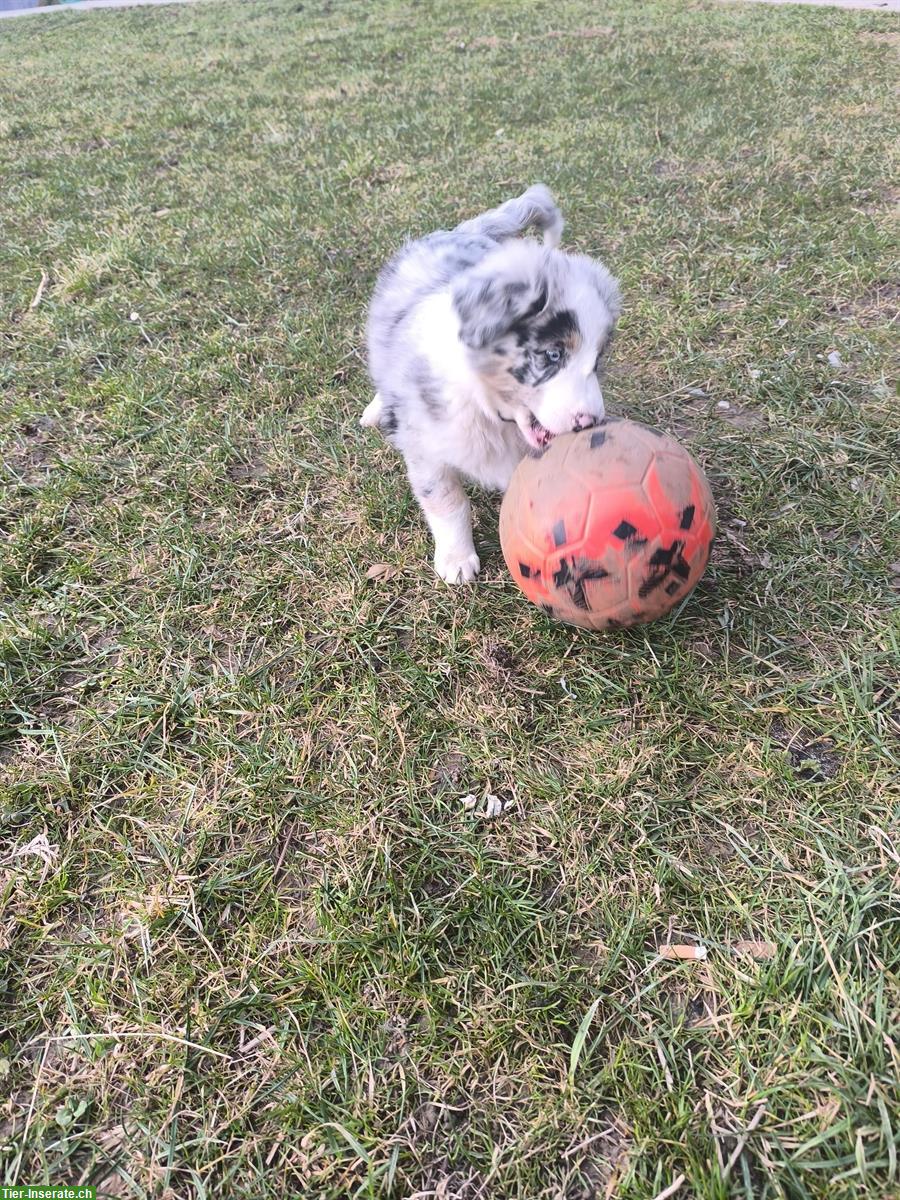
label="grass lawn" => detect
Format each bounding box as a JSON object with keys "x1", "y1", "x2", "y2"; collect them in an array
[{"x1": 1, "y1": 0, "x2": 899, "y2": 1195}]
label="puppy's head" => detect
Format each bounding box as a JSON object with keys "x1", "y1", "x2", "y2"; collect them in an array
[{"x1": 452, "y1": 241, "x2": 620, "y2": 451}]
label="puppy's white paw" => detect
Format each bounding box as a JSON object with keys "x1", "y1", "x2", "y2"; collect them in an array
[
  {"x1": 360, "y1": 393, "x2": 383, "y2": 428},
  {"x1": 434, "y1": 546, "x2": 481, "y2": 584}
]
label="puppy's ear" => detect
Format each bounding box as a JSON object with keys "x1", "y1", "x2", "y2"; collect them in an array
[
  {"x1": 590, "y1": 260, "x2": 622, "y2": 321},
  {"x1": 452, "y1": 251, "x2": 550, "y2": 349}
]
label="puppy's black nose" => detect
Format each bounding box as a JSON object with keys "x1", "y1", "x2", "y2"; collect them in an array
[{"x1": 572, "y1": 412, "x2": 599, "y2": 431}]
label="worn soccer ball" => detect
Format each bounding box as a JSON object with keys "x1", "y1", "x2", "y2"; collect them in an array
[{"x1": 499, "y1": 418, "x2": 716, "y2": 630}]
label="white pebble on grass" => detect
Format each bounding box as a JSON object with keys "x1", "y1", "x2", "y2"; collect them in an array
[
  {"x1": 483, "y1": 794, "x2": 503, "y2": 818},
  {"x1": 461, "y1": 792, "x2": 507, "y2": 818}
]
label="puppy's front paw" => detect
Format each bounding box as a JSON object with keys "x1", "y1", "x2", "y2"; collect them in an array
[{"x1": 434, "y1": 546, "x2": 481, "y2": 585}]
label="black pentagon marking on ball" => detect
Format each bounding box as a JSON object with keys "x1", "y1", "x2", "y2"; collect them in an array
[
  {"x1": 590, "y1": 430, "x2": 607, "y2": 449},
  {"x1": 649, "y1": 543, "x2": 679, "y2": 567},
  {"x1": 638, "y1": 573, "x2": 667, "y2": 599},
  {"x1": 571, "y1": 566, "x2": 612, "y2": 611},
  {"x1": 553, "y1": 558, "x2": 573, "y2": 588},
  {"x1": 639, "y1": 538, "x2": 692, "y2": 599},
  {"x1": 680, "y1": 505, "x2": 695, "y2": 531},
  {"x1": 552, "y1": 519, "x2": 567, "y2": 547},
  {"x1": 613, "y1": 520, "x2": 637, "y2": 541},
  {"x1": 552, "y1": 558, "x2": 611, "y2": 611}
]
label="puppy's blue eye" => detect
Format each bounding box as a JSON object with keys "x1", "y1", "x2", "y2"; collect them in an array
[{"x1": 543, "y1": 348, "x2": 561, "y2": 364}]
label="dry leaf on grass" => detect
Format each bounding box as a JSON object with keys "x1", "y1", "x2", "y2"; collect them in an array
[
  {"x1": 366, "y1": 562, "x2": 399, "y2": 581},
  {"x1": 731, "y1": 940, "x2": 777, "y2": 959}
]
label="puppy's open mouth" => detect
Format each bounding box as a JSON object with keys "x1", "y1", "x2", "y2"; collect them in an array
[{"x1": 524, "y1": 413, "x2": 555, "y2": 451}]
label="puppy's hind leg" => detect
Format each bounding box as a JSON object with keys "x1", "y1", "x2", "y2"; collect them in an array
[{"x1": 407, "y1": 460, "x2": 480, "y2": 584}]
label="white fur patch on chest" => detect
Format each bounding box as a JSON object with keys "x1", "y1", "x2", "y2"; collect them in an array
[{"x1": 448, "y1": 410, "x2": 525, "y2": 493}]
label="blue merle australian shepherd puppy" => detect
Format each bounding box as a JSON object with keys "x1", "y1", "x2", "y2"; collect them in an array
[{"x1": 362, "y1": 185, "x2": 621, "y2": 584}]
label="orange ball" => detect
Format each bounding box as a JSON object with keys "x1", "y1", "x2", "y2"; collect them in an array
[{"x1": 499, "y1": 418, "x2": 716, "y2": 630}]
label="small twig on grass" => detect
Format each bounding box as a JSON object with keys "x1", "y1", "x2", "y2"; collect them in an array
[
  {"x1": 647, "y1": 381, "x2": 706, "y2": 404},
  {"x1": 650, "y1": 1174, "x2": 685, "y2": 1200},
  {"x1": 28, "y1": 270, "x2": 48, "y2": 309},
  {"x1": 562, "y1": 1125, "x2": 622, "y2": 1158},
  {"x1": 238, "y1": 1026, "x2": 275, "y2": 1054},
  {"x1": 722, "y1": 1101, "x2": 767, "y2": 1181}
]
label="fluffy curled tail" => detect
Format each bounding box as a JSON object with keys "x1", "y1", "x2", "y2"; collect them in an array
[{"x1": 455, "y1": 184, "x2": 563, "y2": 248}]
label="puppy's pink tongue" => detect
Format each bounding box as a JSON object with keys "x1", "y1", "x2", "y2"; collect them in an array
[{"x1": 530, "y1": 417, "x2": 554, "y2": 448}]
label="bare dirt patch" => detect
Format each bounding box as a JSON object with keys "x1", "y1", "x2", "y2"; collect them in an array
[
  {"x1": 225, "y1": 454, "x2": 270, "y2": 483},
  {"x1": 430, "y1": 750, "x2": 469, "y2": 793},
  {"x1": 859, "y1": 28, "x2": 900, "y2": 45},
  {"x1": 770, "y1": 718, "x2": 842, "y2": 782},
  {"x1": 828, "y1": 280, "x2": 900, "y2": 323},
  {"x1": 716, "y1": 401, "x2": 768, "y2": 430},
  {"x1": 564, "y1": 1114, "x2": 633, "y2": 1198}
]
